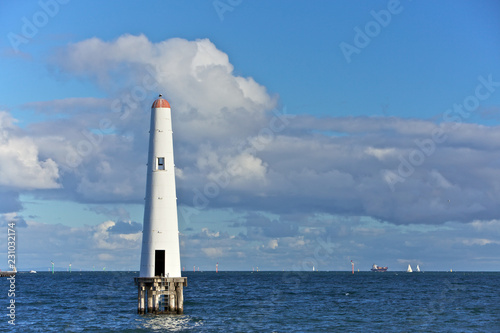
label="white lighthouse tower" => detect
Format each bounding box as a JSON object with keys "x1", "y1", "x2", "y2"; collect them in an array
[
  {"x1": 135, "y1": 95, "x2": 186, "y2": 314},
  {"x1": 140, "y1": 94, "x2": 181, "y2": 278}
]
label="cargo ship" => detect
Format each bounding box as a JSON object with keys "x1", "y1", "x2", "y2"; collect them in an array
[{"x1": 370, "y1": 264, "x2": 388, "y2": 272}]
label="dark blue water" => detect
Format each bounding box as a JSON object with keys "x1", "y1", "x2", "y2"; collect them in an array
[{"x1": 1, "y1": 271, "x2": 499, "y2": 332}]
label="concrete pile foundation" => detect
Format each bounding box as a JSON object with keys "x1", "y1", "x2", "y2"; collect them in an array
[{"x1": 134, "y1": 277, "x2": 187, "y2": 314}]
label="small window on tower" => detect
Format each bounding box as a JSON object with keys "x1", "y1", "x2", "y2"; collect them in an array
[{"x1": 157, "y1": 157, "x2": 165, "y2": 170}]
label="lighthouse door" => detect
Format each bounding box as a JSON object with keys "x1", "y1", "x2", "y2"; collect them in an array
[{"x1": 155, "y1": 250, "x2": 165, "y2": 277}]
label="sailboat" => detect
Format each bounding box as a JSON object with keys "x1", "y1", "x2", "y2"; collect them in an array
[
  {"x1": 416, "y1": 265, "x2": 421, "y2": 272},
  {"x1": 406, "y1": 264, "x2": 413, "y2": 273}
]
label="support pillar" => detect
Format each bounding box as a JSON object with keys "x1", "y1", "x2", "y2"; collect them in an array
[
  {"x1": 135, "y1": 277, "x2": 187, "y2": 315},
  {"x1": 147, "y1": 286, "x2": 153, "y2": 313},
  {"x1": 176, "y1": 283, "x2": 184, "y2": 314},
  {"x1": 138, "y1": 283, "x2": 146, "y2": 314},
  {"x1": 169, "y1": 281, "x2": 176, "y2": 313},
  {"x1": 153, "y1": 282, "x2": 160, "y2": 314}
]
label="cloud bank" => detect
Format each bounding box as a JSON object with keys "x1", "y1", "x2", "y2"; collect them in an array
[
  {"x1": 2, "y1": 35, "x2": 500, "y2": 270},
  {"x1": 36, "y1": 34, "x2": 500, "y2": 226}
]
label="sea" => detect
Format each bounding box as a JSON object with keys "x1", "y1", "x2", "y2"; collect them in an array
[{"x1": 1, "y1": 271, "x2": 499, "y2": 332}]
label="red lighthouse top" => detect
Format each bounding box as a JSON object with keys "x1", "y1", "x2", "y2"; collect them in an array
[{"x1": 152, "y1": 94, "x2": 171, "y2": 108}]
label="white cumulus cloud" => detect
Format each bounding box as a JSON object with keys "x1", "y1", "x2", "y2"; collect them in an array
[{"x1": 0, "y1": 111, "x2": 60, "y2": 190}]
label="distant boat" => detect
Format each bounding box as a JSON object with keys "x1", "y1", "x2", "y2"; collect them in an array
[
  {"x1": 371, "y1": 264, "x2": 388, "y2": 272},
  {"x1": 407, "y1": 264, "x2": 413, "y2": 273},
  {"x1": 416, "y1": 265, "x2": 421, "y2": 272},
  {"x1": 29, "y1": 270, "x2": 37, "y2": 274}
]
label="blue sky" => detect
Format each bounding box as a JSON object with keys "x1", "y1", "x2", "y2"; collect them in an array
[{"x1": 1, "y1": 0, "x2": 500, "y2": 272}]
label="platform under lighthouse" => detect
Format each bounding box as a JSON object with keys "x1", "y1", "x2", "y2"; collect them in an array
[{"x1": 135, "y1": 95, "x2": 186, "y2": 314}]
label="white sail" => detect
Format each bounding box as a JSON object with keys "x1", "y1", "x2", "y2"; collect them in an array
[
  {"x1": 416, "y1": 265, "x2": 420, "y2": 272},
  {"x1": 406, "y1": 264, "x2": 413, "y2": 273}
]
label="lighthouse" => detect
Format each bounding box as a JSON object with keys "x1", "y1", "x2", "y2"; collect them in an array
[
  {"x1": 135, "y1": 95, "x2": 186, "y2": 314},
  {"x1": 140, "y1": 94, "x2": 181, "y2": 278}
]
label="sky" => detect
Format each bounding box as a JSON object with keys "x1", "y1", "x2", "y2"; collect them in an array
[{"x1": 0, "y1": 0, "x2": 500, "y2": 272}]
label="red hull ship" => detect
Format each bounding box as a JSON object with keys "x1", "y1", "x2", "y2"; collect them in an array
[{"x1": 371, "y1": 264, "x2": 388, "y2": 272}]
